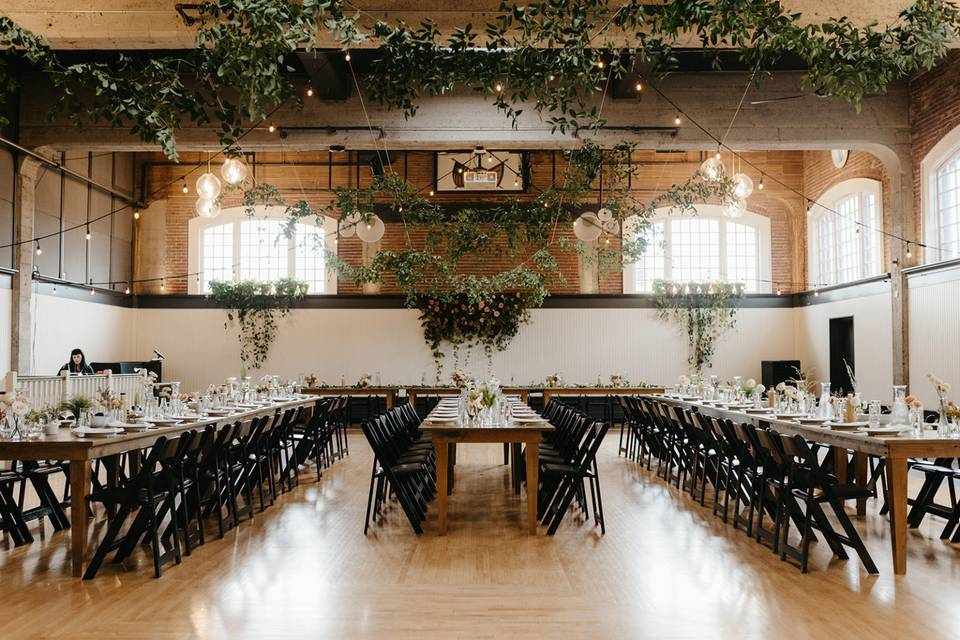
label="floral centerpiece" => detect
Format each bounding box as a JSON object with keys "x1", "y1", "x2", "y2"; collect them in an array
[
  {"x1": 466, "y1": 385, "x2": 483, "y2": 419},
  {"x1": 1, "y1": 390, "x2": 32, "y2": 439},
  {"x1": 97, "y1": 387, "x2": 124, "y2": 413},
  {"x1": 610, "y1": 374, "x2": 627, "y2": 388},
  {"x1": 928, "y1": 372, "x2": 954, "y2": 434},
  {"x1": 451, "y1": 369, "x2": 473, "y2": 389},
  {"x1": 355, "y1": 373, "x2": 372, "y2": 389},
  {"x1": 304, "y1": 373, "x2": 318, "y2": 388},
  {"x1": 545, "y1": 373, "x2": 562, "y2": 388},
  {"x1": 741, "y1": 378, "x2": 765, "y2": 399}
]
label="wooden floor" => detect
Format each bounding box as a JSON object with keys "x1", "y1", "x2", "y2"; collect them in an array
[{"x1": 3, "y1": 432, "x2": 960, "y2": 639}]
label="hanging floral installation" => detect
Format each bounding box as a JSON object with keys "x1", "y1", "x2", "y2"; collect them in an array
[
  {"x1": 652, "y1": 280, "x2": 744, "y2": 375},
  {"x1": 1, "y1": 1, "x2": 958, "y2": 159}
]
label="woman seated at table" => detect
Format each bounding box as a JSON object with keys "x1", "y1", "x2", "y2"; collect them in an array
[{"x1": 59, "y1": 348, "x2": 94, "y2": 375}]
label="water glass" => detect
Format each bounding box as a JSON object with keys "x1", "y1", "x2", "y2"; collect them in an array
[{"x1": 868, "y1": 401, "x2": 881, "y2": 427}]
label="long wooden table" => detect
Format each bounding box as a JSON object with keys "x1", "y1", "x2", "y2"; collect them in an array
[
  {"x1": 304, "y1": 386, "x2": 397, "y2": 409},
  {"x1": 653, "y1": 394, "x2": 960, "y2": 575},
  {"x1": 0, "y1": 396, "x2": 317, "y2": 577},
  {"x1": 540, "y1": 386, "x2": 664, "y2": 404},
  {"x1": 419, "y1": 404, "x2": 554, "y2": 535}
]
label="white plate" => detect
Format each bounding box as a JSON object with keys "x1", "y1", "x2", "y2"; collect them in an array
[
  {"x1": 774, "y1": 413, "x2": 806, "y2": 419},
  {"x1": 206, "y1": 409, "x2": 234, "y2": 417},
  {"x1": 828, "y1": 421, "x2": 869, "y2": 430},
  {"x1": 796, "y1": 417, "x2": 829, "y2": 425},
  {"x1": 119, "y1": 422, "x2": 154, "y2": 431},
  {"x1": 858, "y1": 425, "x2": 910, "y2": 436},
  {"x1": 146, "y1": 418, "x2": 181, "y2": 425},
  {"x1": 513, "y1": 416, "x2": 548, "y2": 423},
  {"x1": 744, "y1": 408, "x2": 773, "y2": 414},
  {"x1": 428, "y1": 416, "x2": 459, "y2": 422},
  {"x1": 72, "y1": 427, "x2": 123, "y2": 437}
]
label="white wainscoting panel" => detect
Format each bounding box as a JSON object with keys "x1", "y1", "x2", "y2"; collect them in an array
[{"x1": 908, "y1": 274, "x2": 960, "y2": 407}]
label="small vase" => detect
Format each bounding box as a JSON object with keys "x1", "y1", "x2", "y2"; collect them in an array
[{"x1": 939, "y1": 399, "x2": 953, "y2": 437}]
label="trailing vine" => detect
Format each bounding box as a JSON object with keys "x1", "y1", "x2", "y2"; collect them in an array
[
  {"x1": 653, "y1": 279, "x2": 744, "y2": 375},
  {"x1": 209, "y1": 278, "x2": 306, "y2": 369},
  {"x1": 2, "y1": 1, "x2": 958, "y2": 158}
]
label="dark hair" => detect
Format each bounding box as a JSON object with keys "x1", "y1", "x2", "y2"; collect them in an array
[{"x1": 69, "y1": 348, "x2": 87, "y2": 372}]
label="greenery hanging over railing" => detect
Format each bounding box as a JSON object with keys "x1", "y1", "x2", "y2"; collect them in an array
[
  {"x1": 653, "y1": 279, "x2": 744, "y2": 375},
  {"x1": 209, "y1": 278, "x2": 307, "y2": 370},
  {"x1": 2, "y1": 0, "x2": 959, "y2": 158}
]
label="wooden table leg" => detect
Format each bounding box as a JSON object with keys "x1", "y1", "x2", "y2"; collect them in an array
[
  {"x1": 525, "y1": 439, "x2": 539, "y2": 535},
  {"x1": 833, "y1": 446, "x2": 848, "y2": 483},
  {"x1": 887, "y1": 455, "x2": 909, "y2": 575},
  {"x1": 436, "y1": 439, "x2": 448, "y2": 535},
  {"x1": 512, "y1": 442, "x2": 522, "y2": 494},
  {"x1": 69, "y1": 460, "x2": 91, "y2": 577},
  {"x1": 448, "y1": 443, "x2": 456, "y2": 493},
  {"x1": 386, "y1": 391, "x2": 394, "y2": 410},
  {"x1": 854, "y1": 451, "x2": 868, "y2": 516}
]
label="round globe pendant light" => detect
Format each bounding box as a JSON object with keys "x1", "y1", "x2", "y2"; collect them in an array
[
  {"x1": 722, "y1": 197, "x2": 746, "y2": 219},
  {"x1": 221, "y1": 157, "x2": 248, "y2": 186},
  {"x1": 356, "y1": 214, "x2": 385, "y2": 243},
  {"x1": 602, "y1": 219, "x2": 620, "y2": 235},
  {"x1": 573, "y1": 212, "x2": 603, "y2": 242},
  {"x1": 597, "y1": 207, "x2": 613, "y2": 222},
  {"x1": 196, "y1": 197, "x2": 221, "y2": 219},
  {"x1": 699, "y1": 157, "x2": 725, "y2": 182},
  {"x1": 196, "y1": 172, "x2": 222, "y2": 200},
  {"x1": 732, "y1": 173, "x2": 754, "y2": 199}
]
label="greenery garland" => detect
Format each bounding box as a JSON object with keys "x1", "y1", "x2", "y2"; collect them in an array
[
  {"x1": 653, "y1": 279, "x2": 744, "y2": 375},
  {"x1": 209, "y1": 278, "x2": 306, "y2": 370},
  {"x1": 2, "y1": 1, "x2": 958, "y2": 158}
]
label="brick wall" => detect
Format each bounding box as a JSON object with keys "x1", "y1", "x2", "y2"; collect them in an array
[
  {"x1": 137, "y1": 149, "x2": 807, "y2": 294},
  {"x1": 802, "y1": 149, "x2": 890, "y2": 282},
  {"x1": 910, "y1": 50, "x2": 960, "y2": 262}
]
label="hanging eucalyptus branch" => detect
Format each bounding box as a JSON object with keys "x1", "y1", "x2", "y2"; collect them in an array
[
  {"x1": 209, "y1": 278, "x2": 306, "y2": 369},
  {"x1": 653, "y1": 279, "x2": 744, "y2": 375}
]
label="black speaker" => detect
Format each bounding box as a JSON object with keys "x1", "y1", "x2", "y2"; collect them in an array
[{"x1": 761, "y1": 360, "x2": 800, "y2": 389}]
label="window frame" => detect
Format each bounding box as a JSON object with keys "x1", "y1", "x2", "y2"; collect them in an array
[
  {"x1": 623, "y1": 204, "x2": 772, "y2": 293},
  {"x1": 188, "y1": 205, "x2": 337, "y2": 295},
  {"x1": 807, "y1": 178, "x2": 883, "y2": 287},
  {"x1": 921, "y1": 124, "x2": 960, "y2": 264}
]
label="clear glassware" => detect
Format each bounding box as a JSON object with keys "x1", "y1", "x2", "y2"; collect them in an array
[
  {"x1": 868, "y1": 400, "x2": 882, "y2": 427},
  {"x1": 818, "y1": 382, "x2": 832, "y2": 419},
  {"x1": 890, "y1": 385, "x2": 909, "y2": 426},
  {"x1": 909, "y1": 407, "x2": 925, "y2": 438}
]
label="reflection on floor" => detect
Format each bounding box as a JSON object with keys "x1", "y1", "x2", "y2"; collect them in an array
[{"x1": 1, "y1": 433, "x2": 959, "y2": 639}]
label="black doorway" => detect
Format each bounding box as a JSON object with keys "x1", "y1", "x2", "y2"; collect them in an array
[{"x1": 829, "y1": 316, "x2": 855, "y2": 395}]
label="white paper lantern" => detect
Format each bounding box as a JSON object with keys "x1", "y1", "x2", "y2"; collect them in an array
[
  {"x1": 722, "y1": 197, "x2": 746, "y2": 218},
  {"x1": 597, "y1": 207, "x2": 613, "y2": 222},
  {"x1": 356, "y1": 214, "x2": 385, "y2": 243},
  {"x1": 196, "y1": 197, "x2": 221, "y2": 219},
  {"x1": 196, "y1": 172, "x2": 222, "y2": 200},
  {"x1": 339, "y1": 211, "x2": 361, "y2": 237},
  {"x1": 699, "y1": 157, "x2": 725, "y2": 182},
  {"x1": 602, "y1": 219, "x2": 620, "y2": 234},
  {"x1": 732, "y1": 173, "x2": 754, "y2": 199},
  {"x1": 573, "y1": 212, "x2": 602, "y2": 242},
  {"x1": 220, "y1": 157, "x2": 248, "y2": 186}
]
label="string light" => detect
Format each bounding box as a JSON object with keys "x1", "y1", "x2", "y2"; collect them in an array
[
  {"x1": 160, "y1": 278, "x2": 165, "y2": 291},
  {"x1": 814, "y1": 289, "x2": 819, "y2": 297},
  {"x1": 674, "y1": 114, "x2": 681, "y2": 125},
  {"x1": 758, "y1": 175, "x2": 765, "y2": 191},
  {"x1": 85, "y1": 226, "x2": 91, "y2": 241},
  {"x1": 268, "y1": 123, "x2": 276, "y2": 133},
  {"x1": 597, "y1": 59, "x2": 605, "y2": 69},
  {"x1": 125, "y1": 284, "x2": 130, "y2": 295},
  {"x1": 906, "y1": 242, "x2": 913, "y2": 259},
  {"x1": 428, "y1": 189, "x2": 434, "y2": 196},
  {"x1": 495, "y1": 82, "x2": 503, "y2": 92},
  {"x1": 548, "y1": 75, "x2": 555, "y2": 81},
  {"x1": 306, "y1": 85, "x2": 314, "y2": 97},
  {"x1": 181, "y1": 179, "x2": 189, "y2": 194},
  {"x1": 52, "y1": 285, "x2": 57, "y2": 295},
  {"x1": 344, "y1": 51, "x2": 351, "y2": 62},
  {"x1": 90, "y1": 286, "x2": 95, "y2": 295},
  {"x1": 35, "y1": 241, "x2": 41, "y2": 256},
  {"x1": 776, "y1": 288, "x2": 782, "y2": 296},
  {"x1": 133, "y1": 209, "x2": 140, "y2": 220},
  {"x1": 635, "y1": 81, "x2": 643, "y2": 92}
]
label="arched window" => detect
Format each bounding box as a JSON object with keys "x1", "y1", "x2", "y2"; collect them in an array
[
  {"x1": 188, "y1": 205, "x2": 337, "y2": 294},
  {"x1": 623, "y1": 204, "x2": 772, "y2": 293},
  {"x1": 921, "y1": 124, "x2": 960, "y2": 263},
  {"x1": 807, "y1": 178, "x2": 883, "y2": 286}
]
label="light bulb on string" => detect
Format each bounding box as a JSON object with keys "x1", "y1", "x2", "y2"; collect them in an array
[
  {"x1": 268, "y1": 123, "x2": 276, "y2": 133},
  {"x1": 776, "y1": 288, "x2": 782, "y2": 296},
  {"x1": 160, "y1": 278, "x2": 165, "y2": 291},
  {"x1": 428, "y1": 189, "x2": 434, "y2": 196},
  {"x1": 125, "y1": 284, "x2": 131, "y2": 295},
  {"x1": 344, "y1": 51, "x2": 351, "y2": 62},
  {"x1": 52, "y1": 285, "x2": 57, "y2": 295},
  {"x1": 221, "y1": 156, "x2": 248, "y2": 186},
  {"x1": 495, "y1": 82, "x2": 503, "y2": 92},
  {"x1": 548, "y1": 74, "x2": 555, "y2": 82},
  {"x1": 133, "y1": 209, "x2": 140, "y2": 220},
  {"x1": 635, "y1": 81, "x2": 643, "y2": 92},
  {"x1": 758, "y1": 175, "x2": 765, "y2": 191},
  {"x1": 196, "y1": 172, "x2": 221, "y2": 200},
  {"x1": 35, "y1": 241, "x2": 41, "y2": 256},
  {"x1": 181, "y1": 179, "x2": 189, "y2": 194},
  {"x1": 90, "y1": 287, "x2": 95, "y2": 296},
  {"x1": 674, "y1": 114, "x2": 681, "y2": 125},
  {"x1": 196, "y1": 198, "x2": 221, "y2": 219},
  {"x1": 814, "y1": 289, "x2": 819, "y2": 297},
  {"x1": 306, "y1": 85, "x2": 314, "y2": 97},
  {"x1": 597, "y1": 59, "x2": 605, "y2": 69},
  {"x1": 85, "y1": 226, "x2": 91, "y2": 241},
  {"x1": 905, "y1": 242, "x2": 913, "y2": 259}
]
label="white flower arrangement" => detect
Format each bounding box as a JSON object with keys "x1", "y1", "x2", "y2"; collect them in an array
[
  {"x1": 545, "y1": 373, "x2": 563, "y2": 387},
  {"x1": 928, "y1": 372, "x2": 951, "y2": 400},
  {"x1": 451, "y1": 369, "x2": 472, "y2": 389},
  {"x1": 678, "y1": 375, "x2": 691, "y2": 386},
  {"x1": 1, "y1": 390, "x2": 31, "y2": 437},
  {"x1": 356, "y1": 373, "x2": 372, "y2": 388},
  {"x1": 610, "y1": 374, "x2": 627, "y2": 388},
  {"x1": 138, "y1": 368, "x2": 158, "y2": 391}
]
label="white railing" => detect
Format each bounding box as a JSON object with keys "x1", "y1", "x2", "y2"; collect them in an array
[{"x1": 2, "y1": 371, "x2": 147, "y2": 409}]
